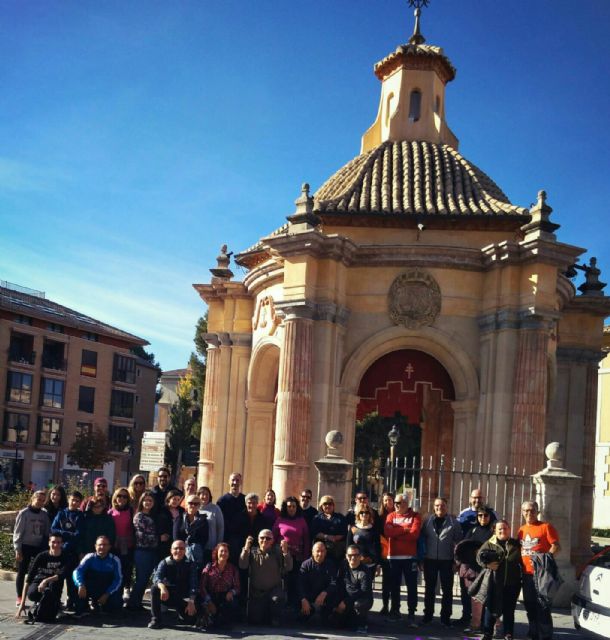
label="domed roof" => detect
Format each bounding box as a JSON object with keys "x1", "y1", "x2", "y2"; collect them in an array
[{"x1": 314, "y1": 140, "x2": 528, "y2": 217}]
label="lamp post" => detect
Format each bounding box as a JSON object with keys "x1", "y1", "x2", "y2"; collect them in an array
[
  {"x1": 13, "y1": 422, "x2": 26, "y2": 488},
  {"x1": 388, "y1": 424, "x2": 400, "y2": 493}
]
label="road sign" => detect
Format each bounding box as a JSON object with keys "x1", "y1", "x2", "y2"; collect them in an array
[{"x1": 139, "y1": 431, "x2": 167, "y2": 471}]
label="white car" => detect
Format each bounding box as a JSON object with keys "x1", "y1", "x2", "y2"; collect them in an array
[{"x1": 572, "y1": 545, "x2": 610, "y2": 638}]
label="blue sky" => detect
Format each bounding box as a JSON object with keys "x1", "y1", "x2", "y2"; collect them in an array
[{"x1": 1, "y1": 1, "x2": 609, "y2": 371}]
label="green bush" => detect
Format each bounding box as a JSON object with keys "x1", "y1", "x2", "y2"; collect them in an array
[
  {"x1": 592, "y1": 528, "x2": 610, "y2": 538},
  {"x1": 0, "y1": 487, "x2": 31, "y2": 512},
  {"x1": 0, "y1": 530, "x2": 14, "y2": 570}
]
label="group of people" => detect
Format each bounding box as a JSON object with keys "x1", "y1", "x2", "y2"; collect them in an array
[{"x1": 12, "y1": 470, "x2": 561, "y2": 639}]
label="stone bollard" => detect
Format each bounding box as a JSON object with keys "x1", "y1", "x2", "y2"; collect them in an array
[
  {"x1": 314, "y1": 431, "x2": 353, "y2": 515},
  {"x1": 532, "y1": 442, "x2": 580, "y2": 607}
]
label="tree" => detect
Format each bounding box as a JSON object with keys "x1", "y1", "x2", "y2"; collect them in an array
[
  {"x1": 188, "y1": 313, "x2": 207, "y2": 438},
  {"x1": 67, "y1": 428, "x2": 115, "y2": 488},
  {"x1": 166, "y1": 373, "x2": 197, "y2": 481},
  {"x1": 354, "y1": 412, "x2": 421, "y2": 465}
]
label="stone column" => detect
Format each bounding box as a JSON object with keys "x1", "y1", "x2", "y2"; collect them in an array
[
  {"x1": 314, "y1": 431, "x2": 354, "y2": 515},
  {"x1": 510, "y1": 315, "x2": 552, "y2": 473},
  {"x1": 272, "y1": 304, "x2": 314, "y2": 499},
  {"x1": 532, "y1": 442, "x2": 580, "y2": 607},
  {"x1": 198, "y1": 335, "x2": 220, "y2": 489}
]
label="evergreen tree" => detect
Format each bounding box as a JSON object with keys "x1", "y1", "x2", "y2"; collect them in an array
[
  {"x1": 188, "y1": 313, "x2": 207, "y2": 437},
  {"x1": 166, "y1": 373, "x2": 196, "y2": 480}
]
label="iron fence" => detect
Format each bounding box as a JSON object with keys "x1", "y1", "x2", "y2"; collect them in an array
[{"x1": 353, "y1": 455, "x2": 533, "y2": 534}]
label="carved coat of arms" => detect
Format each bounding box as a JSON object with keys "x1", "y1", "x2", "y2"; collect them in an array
[{"x1": 388, "y1": 269, "x2": 441, "y2": 329}]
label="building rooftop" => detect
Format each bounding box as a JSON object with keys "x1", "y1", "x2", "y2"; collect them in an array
[
  {"x1": 0, "y1": 282, "x2": 148, "y2": 345},
  {"x1": 314, "y1": 140, "x2": 528, "y2": 218}
]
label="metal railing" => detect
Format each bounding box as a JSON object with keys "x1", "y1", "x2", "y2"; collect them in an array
[
  {"x1": 8, "y1": 349, "x2": 36, "y2": 365},
  {"x1": 354, "y1": 455, "x2": 532, "y2": 534}
]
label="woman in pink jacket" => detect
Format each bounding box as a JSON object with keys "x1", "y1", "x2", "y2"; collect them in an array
[{"x1": 272, "y1": 496, "x2": 309, "y2": 607}]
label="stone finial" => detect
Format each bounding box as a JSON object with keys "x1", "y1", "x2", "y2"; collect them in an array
[
  {"x1": 209, "y1": 244, "x2": 234, "y2": 280},
  {"x1": 578, "y1": 257, "x2": 607, "y2": 297},
  {"x1": 545, "y1": 441, "x2": 564, "y2": 469},
  {"x1": 287, "y1": 182, "x2": 320, "y2": 229},
  {"x1": 521, "y1": 188, "x2": 560, "y2": 240},
  {"x1": 325, "y1": 430, "x2": 343, "y2": 457}
]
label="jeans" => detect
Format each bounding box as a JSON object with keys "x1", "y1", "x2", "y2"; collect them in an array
[
  {"x1": 75, "y1": 578, "x2": 122, "y2": 614},
  {"x1": 522, "y1": 574, "x2": 553, "y2": 640},
  {"x1": 423, "y1": 558, "x2": 454, "y2": 623},
  {"x1": 388, "y1": 558, "x2": 418, "y2": 615},
  {"x1": 128, "y1": 548, "x2": 158, "y2": 607},
  {"x1": 16, "y1": 544, "x2": 45, "y2": 598},
  {"x1": 150, "y1": 584, "x2": 198, "y2": 625},
  {"x1": 460, "y1": 576, "x2": 472, "y2": 619}
]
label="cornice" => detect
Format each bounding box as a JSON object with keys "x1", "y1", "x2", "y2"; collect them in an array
[
  {"x1": 193, "y1": 280, "x2": 250, "y2": 304},
  {"x1": 243, "y1": 261, "x2": 284, "y2": 295},
  {"x1": 563, "y1": 295, "x2": 610, "y2": 317}
]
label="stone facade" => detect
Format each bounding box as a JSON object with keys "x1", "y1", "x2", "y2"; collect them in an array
[{"x1": 194, "y1": 23, "x2": 610, "y2": 562}]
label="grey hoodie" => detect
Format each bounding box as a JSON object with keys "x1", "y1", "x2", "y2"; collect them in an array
[{"x1": 13, "y1": 506, "x2": 50, "y2": 551}]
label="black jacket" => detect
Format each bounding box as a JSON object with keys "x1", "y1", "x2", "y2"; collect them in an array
[
  {"x1": 152, "y1": 556, "x2": 198, "y2": 599},
  {"x1": 173, "y1": 512, "x2": 209, "y2": 550},
  {"x1": 298, "y1": 557, "x2": 338, "y2": 602},
  {"x1": 339, "y1": 560, "x2": 373, "y2": 605}
]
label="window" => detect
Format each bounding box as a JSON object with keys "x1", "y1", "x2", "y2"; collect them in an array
[
  {"x1": 8, "y1": 332, "x2": 35, "y2": 365},
  {"x1": 15, "y1": 315, "x2": 32, "y2": 325},
  {"x1": 409, "y1": 89, "x2": 422, "y2": 122},
  {"x1": 81, "y1": 350, "x2": 98, "y2": 377},
  {"x1": 113, "y1": 354, "x2": 136, "y2": 384},
  {"x1": 110, "y1": 390, "x2": 134, "y2": 418},
  {"x1": 83, "y1": 332, "x2": 98, "y2": 342},
  {"x1": 42, "y1": 339, "x2": 66, "y2": 370},
  {"x1": 108, "y1": 424, "x2": 130, "y2": 452},
  {"x1": 47, "y1": 323, "x2": 64, "y2": 334},
  {"x1": 78, "y1": 386, "x2": 95, "y2": 413},
  {"x1": 3, "y1": 412, "x2": 29, "y2": 443},
  {"x1": 76, "y1": 422, "x2": 92, "y2": 437},
  {"x1": 38, "y1": 417, "x2": 61, "y2": 446},
  {"x1": 41, "y1": 378, "x2": 64, "y2": 409},
  {"x1": 5, "y1": 372, "x2": 33, "y2": 404}
]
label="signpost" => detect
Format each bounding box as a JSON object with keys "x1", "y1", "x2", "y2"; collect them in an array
[{"x1": 139, "y1": 431, "x2": 167, "y2": 472}]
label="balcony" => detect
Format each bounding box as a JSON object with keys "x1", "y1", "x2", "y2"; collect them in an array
[
  {"x1": 41, "y1": 355, "x2": 67, "y2": 371},
  {"x1": 8, "y1": 348, "x2": 36, "y2": 366}
]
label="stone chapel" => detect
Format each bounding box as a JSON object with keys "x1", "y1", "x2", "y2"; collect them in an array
[{"x1": 194, "y1": 7, "x2": 610, "y2": 566}]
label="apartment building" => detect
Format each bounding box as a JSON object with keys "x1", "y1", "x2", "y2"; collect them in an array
[{"x1": 0, "y1": 281, "x2": 158, "y2": 489}]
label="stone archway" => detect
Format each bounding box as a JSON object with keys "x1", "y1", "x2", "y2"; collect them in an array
[
  {"x1": 356, "y1": 349, "x2": 456, "y2": 466},
  {"x1": 244, "y1": 340, "x2": 280, "y2": 495}
]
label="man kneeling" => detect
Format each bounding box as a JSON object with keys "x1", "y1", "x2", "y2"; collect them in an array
[
  {"x1": 335, "y1": 545, "x2": 374, "y2": 632},
  {"x1": 299, "y1": 541, "x2": 342, "y2": 623},
  {"x1": 149, "y1": 540, "x2": 199, "y2": 629},
  {"x1": 15, "y1": 533, "x2": 68, "y2": 623},
  {"x1": 239, "y1": 529, "x2": 292, "y2": 625},
  {"x1": 73, "y1": 535, "x2": 122, "y2": 617}
]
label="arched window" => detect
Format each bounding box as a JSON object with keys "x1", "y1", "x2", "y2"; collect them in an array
[
  {"x1": 435, "y1": 95, "x2": 441, "y2": 114},
  {"x1": 409, "y1": 89, "x2": 422, "y2": 122}
]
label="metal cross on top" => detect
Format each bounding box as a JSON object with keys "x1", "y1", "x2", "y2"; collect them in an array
[{"x1": 408, "y1": 0, "x2": 430, "y2": 45}]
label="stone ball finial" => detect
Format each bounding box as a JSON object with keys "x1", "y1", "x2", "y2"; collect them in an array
[
  {"x1": 325, "y1": 430, "x2": 343, "y2": 455},
  {"x1": 538, "y1": 189, "x2": 547, "y2": 204},
  {"x1": 545, "y1": 442, "x2": 564, "y2": 469},
  {"x1": 301, "y1": 183, "x2": 310, "y2": 196}
]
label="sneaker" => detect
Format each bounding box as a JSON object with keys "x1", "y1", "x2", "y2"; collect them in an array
[
  {"x1": 464, "y1": 626, "x2": 482, "y2": 634},
  {"x1": 16, "y1": 597, "x2": 22, "y2": 608},
  {"x1": 504, "y1": 635, "x2": 513, "y2": 640},
  {"x1": 407, "y1": 614, "x2": 418, "y2": 628},
  {"x1": 148, "y1": 619, "x2": 163, "y2": 629},
  {"x1": 73, "y1": 610, "x2": 90, "y2": 619}
]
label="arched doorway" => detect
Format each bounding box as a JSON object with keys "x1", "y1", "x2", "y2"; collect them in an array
[
  {"x1": 355, "y1": 349, "x2": 456, "y2": 501},
  {"x1": 244, "y1": 341, "x2": 279, "y2": 495}
]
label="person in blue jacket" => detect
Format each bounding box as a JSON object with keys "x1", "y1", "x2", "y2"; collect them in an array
[
  {"x1": 72, "y1": 535, "x2": 122, "y2": 617},
  {"x1": 51, "y1": 490, "x2": 85, "y2": 609}
]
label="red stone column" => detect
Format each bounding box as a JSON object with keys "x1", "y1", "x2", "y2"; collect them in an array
[
  {"x1": 272, "y1": 307, "x2": 314, "y2": 499},
  {"x1": 510, "y1": 318, "x2": 552, "y2": 474},
  {"x1": 198, "y1": 335, "x2": 220, "y2": 488}
]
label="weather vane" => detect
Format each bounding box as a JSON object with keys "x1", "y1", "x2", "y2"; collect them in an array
[{"x1": 408, "y1": 0, "x2": 430, "y2": 45}]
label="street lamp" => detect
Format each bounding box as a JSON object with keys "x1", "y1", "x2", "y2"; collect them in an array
[
  {"x1": 13, "y1": 422, "x2": 26, "y2": 488},
  {"x1": 388, "y1": 424, "x2": 400, "y2": 492}
]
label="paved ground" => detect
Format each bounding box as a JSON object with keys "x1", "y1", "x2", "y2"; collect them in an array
[{"x1": 0, "y1": 575, "x2": 582, "y2": 640}]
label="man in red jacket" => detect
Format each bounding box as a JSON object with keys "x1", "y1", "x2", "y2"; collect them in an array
[{"x1": 384, "y1": 493, "x2": 421, "y2": 625}]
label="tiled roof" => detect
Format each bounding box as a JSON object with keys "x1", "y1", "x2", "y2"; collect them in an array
[
  {"x1": 314, "y1": 141, "x2": 528, "y2": 217},
  {"x1": 0, "y1": 285, "x2": 148, "y2": 345},
  {"x1": 374, "y1": 43, "x2": 456, "y2": 83},
  {"x1": 161, "y1": 368, "x2": 189, "y2": 377}
]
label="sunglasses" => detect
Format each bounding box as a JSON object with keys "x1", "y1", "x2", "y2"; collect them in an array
[
  {"x1": 347, "y1": 553, "x2": 360, "y2": 558},
  {"x1": 300, "y1": 495, "x2": 311, "y2": 499},
  {"x1": 187, "y1": 502, "x2": 201, "y2": 506},
  {"x1": 356, "y1": 496, "x2": 367, "y2": 500},
  {"x1": 259, "y1": 536, "x2": 272, "y2": 541},
  {"x1": 395, "y1": 501, "x2": 403, "y2": 505}
]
